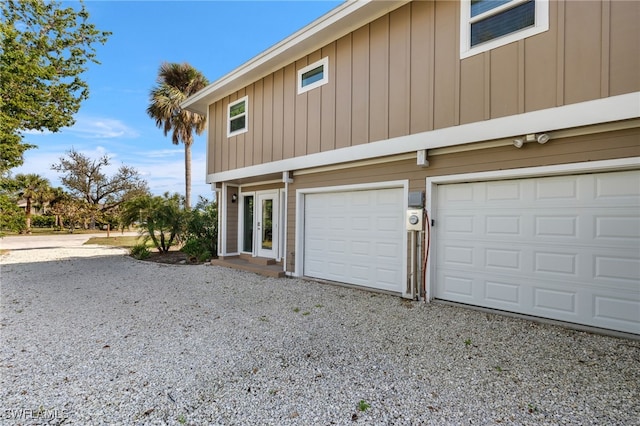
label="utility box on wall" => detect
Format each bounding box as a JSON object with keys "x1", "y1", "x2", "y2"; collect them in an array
[
  {"x1": 408, "y1": 191, "x2": 424, "y2": 208},
  {"x1": 406, "y1": 209, "x2": 423, "y2": 231}
]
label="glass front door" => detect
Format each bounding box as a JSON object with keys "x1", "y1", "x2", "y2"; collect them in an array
[
  {"x1": 242, "y1": 195, "x2": 253, "y2": 253},
  {"x1": 257, "y1": 192, "x2": 277, "y2": 258}
]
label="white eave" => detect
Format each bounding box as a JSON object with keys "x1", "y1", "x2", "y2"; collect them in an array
[{"x1": 181, "y1": 0, "x2": 409, "y2": 115}]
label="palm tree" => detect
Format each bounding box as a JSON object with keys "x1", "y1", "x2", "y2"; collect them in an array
[
  {"x1": 14, "y1": 173, "x2": 51, "y2": 233},
  {"x1": 147, "y1": 62, "x2": 208, "y2": 210}
]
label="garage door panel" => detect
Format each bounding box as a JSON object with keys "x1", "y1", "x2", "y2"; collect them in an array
[
  {"x1": 435, "y1": 170, "x2": 640, "y2": 334},
  {"x1": 304, "y1": 188, "x2": 404, "y2": 293}
]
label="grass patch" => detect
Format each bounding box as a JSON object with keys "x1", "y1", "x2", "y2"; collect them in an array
[{"x1": 84, "y1": 235, "x2": 147, "y2": 248}]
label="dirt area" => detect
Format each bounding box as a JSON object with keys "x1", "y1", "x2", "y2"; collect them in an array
[{"x1": 140, "y1": 249, "x2": 213, "y2": 265}]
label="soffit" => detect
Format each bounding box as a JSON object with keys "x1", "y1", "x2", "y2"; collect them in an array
[{"x1": 182, "y1": 0, "x2": 410, "y2": 115}]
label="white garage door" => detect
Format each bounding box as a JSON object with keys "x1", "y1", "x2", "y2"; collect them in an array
[
  {"x1": 434, "y1": 170, "x2": 640, "y2": 334},
  {"x1": 304, "y1": 188, "x2": 405, "y2": 293}
]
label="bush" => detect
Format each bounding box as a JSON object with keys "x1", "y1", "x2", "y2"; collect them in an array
[
  {"x1": 0, "y1": 194, "x2": 26, "y2": 235},
  {"x1": 180, "y1": 239, "x2": 211, "y2": 263},
  {"x1": 120, "y1": 193, "x2": 187, "y2": 253},
  {"x1": 130, "y1": 243, "x2": 150, "y2": 260},
  {"x1": 183, "y1": 196, "x2": 218, "y2": 259},
  {"x1": 31, "y1": 214, "x2": 56, "y2": 228}
]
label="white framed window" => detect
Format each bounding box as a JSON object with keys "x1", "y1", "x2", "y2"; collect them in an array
[
  {"x1": 460, "y1": 0, "x2": 549, "y2": 59},
  {"x1": 227, "y1": 96, "x2": 248, "y2": 137},
  {"x1": 297, "y1": 57, "x2": 329, "y2": 94}
]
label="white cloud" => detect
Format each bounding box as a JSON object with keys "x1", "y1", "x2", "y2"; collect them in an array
[{"x1": 66, "y1": 116, "x2": 140, "y2": 139}]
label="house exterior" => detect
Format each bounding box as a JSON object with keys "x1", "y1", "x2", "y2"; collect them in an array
[{"x1": 183, "y1": 0, "x2": 640, "y2": 335}]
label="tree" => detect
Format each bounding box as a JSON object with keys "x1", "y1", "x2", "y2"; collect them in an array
[
  {"x1": 13, "y1": 173, "x2": 51, "y2": 233},
  {"x1": 120, "y1": 192, "x2": 188, "y2": 253},
  {"x1": 51, "y1": 149, "x2": 148, "y2": 228},
  {"x1": 48, "y1": 195, "x2": 92, "y2": 233},
  {"x1": 0, "y1": 194, "x2": 25, "y2": 235},
  {"x1": 147, "y1": 62, "x2": 208, "y2": 210},
  {"x1": 0, "y1": 0, "x2": 111, "y2": 173}
]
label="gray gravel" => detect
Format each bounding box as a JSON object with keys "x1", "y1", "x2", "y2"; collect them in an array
[{"x1": 1, "y1": 247, "x2": 639, "y2": 425}]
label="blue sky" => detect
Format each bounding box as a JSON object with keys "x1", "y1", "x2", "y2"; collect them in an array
[{"x1": 15, "y1": 0, "x2": 341, "y2": 204}]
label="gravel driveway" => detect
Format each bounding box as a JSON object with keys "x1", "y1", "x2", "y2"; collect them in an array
[{"x1": 1, "y1": 245, "x2": 639, "y2": 425}]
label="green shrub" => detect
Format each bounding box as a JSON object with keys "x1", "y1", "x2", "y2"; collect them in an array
[
  {"x1": 31, "y1": 214, "x2": 56, "y2": 228},
  {"x1": 184, "y1": 196, "x2": 218, "y2": 258},
  {"x1": 181, "y1": 239, "x2": 211, "y2": 262},
  {"x1": 130, "y1": 243, "x2": 151, "y2": 260}
]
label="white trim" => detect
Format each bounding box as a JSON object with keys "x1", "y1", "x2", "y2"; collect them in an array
[
  {"x1": 227, "y1": 96, "x2": 248, "y2": 138},
  {"x1": 297, "y1": 57, "x2": 329, "y2": 94},
  {"x1": 295, "y1": 180, "x2": 410, "y2": 297},
  {"x1": 424, "y1": 157, "x2": 640, "y2": 301},
  {"x1": 460, "y1": 0, "x2": 549, "y2": 59},
  {"x1": 206, "y1": 92, "x2": 640, "y2": 184}
]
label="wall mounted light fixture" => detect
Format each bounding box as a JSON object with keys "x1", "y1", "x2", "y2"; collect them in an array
[
  {"x1": 513, "y1": 133, "x2": 550, "y2": 148},
  {"x1": 537, "y1": 133, "x2": 550, "y2": 144},
  {"x1": 231, "y1": 193, "x2": 237, "y2": 203}
]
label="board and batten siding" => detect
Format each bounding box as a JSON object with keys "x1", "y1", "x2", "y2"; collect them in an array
[{"x1": 208, "y1": 0, "x2": 640, "y2": 175}]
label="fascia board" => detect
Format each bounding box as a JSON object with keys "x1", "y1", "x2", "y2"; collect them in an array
[
  {"x1": 182, "y1": 0, "x2": 409, "y2": 115},
  {"x1": 205, "y1": 92, "x2": 640, "y2": 183}
]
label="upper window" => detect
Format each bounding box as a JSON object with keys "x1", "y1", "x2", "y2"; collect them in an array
[
  {"x1": 297, "y1": 57, "x2": 329, "y2": 94},
  {"x1": 460, "y1": 0, "x2": 549, "y2": 58},
  {"x1": 227, "y1": 96, "x2": 248, "y2": 137}
]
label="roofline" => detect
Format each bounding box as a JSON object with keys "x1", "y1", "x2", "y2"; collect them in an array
[{"x1": 181, "y1": 0, "x2": 410, "y2": 115}]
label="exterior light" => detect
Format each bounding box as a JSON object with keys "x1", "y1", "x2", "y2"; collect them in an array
[{"x1": 537, "y1": 133, "x2": 550, "y2": 144}]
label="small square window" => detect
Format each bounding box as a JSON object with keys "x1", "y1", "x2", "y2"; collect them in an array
[
  {"x1": 461, "y1": 0, "x2": 548, "y2": 59},
  {"x1": 297, "y1": 57, "x2": 329, "y2": 94},
  {"x1": 227, "y1": 96, "x2": 248, "y2": 137}
]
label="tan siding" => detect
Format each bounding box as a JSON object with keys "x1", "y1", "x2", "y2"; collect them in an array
[
  {"x1": 272, "y1": 69, "x2": 284, "y2": 161},
  {"x1": 369, "y1": 14, "x2": 390, "y2": 142},
  {"x1": 210, "y1": 102, "x2": 221, "y2": 175},
  {"x1": 321, "y1": 43, "x2": 337, "y2": 152},
  {"x1": 389, "y1": 4, "x2": 411, "y2": 139},
  {"x1": 351, "y1": 25, "x2": 370, "y2": 146},
  {"x1": 609, "y1": 1, "x2": 640, "y2": 96},
  {"x1": 221, "y1": 96, "x2": 231, "y2": 171},
  {"x1": 564, "y1": 0, "x2": 602, "y2": 104},
  {"x1": 244, "y1": 84, "x2": 254, "y2": 167},
  {"x1": 262, "y1": 74, "x2": 274, "y2": 163},
  {"x1": 210, "y1": 0, "x2": 638, "y2": 174},
  {"x1": 253, "y1": 80, "x2": 264, "y2": 167},
  {"x1": 460, "y1": 53, "x2": 485, "y2": 124},
  {"x1": 295, "y1": 58, "x2": 308, "y2": 156},
  {"x1": 433, "y1": 0, "x2": 458, "y2": 129},
  {"x1": 524, "y1": 0, "x2": 558, "y2": 112},
  {"x1": 410, "y1": 0, "x2": 434, "y2": 134},
  {"x1": 307, "y1": 50, "x2": 322, "y2": 155},
  {"x1": 241, "y1": 183, "x2": 284, "y2": 193},
  {"x1": 335, "y1": 34, "x2": 352, "y2": 149},
  {"x1": 283, "y1": 64, "x2": 296, "y2": 158},
  {"x1": 490, "y1": 43, "x2": 520, "y2": 119}
]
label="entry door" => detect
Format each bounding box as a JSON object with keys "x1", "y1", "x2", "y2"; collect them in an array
[{"x1": 257, "y1": 192, "x2": 278, "y2": 258}]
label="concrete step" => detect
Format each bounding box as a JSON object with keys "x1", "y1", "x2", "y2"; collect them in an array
[{"x1": 211, "y1": 258, "x2": 285, "y2": 278}]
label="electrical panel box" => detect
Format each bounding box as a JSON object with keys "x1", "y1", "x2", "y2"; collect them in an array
[
  {"x1": 408, "y1": 191, "x2": 424, "y2": 208},
  {"x1": 406, "y1": 209, "x2": 423, "y2": 231}
]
